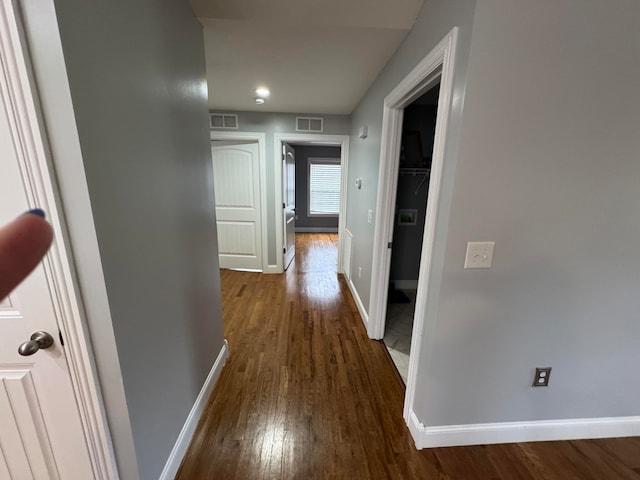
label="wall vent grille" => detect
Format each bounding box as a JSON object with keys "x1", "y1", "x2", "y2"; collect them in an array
[
  {"x1": 210, "y1": 113, "x2": 239, "y2": 129},
  {"x1": 296, "y1": 117, "x2": 324, "y2": 133}
]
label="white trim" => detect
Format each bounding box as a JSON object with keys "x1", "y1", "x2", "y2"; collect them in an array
[
  {"x1": 0, "y1": 2, "x2": 118, "y2": 478},
  {"x1": 343, "y1": 228, "x2": 354, "y2": 279},
  {"x1": 295, "y1": 227, "x2": 338, "y2": 233},
  {"x1": 159, "y1": 340, "x2": 229, "y2": 480},
  {"x1": 210, "y1": 131, "x2": 268, "y2": 273},
  {"x1": 408, "y1": 410, "x2": 640, "y2": 449},
  {"x1": 263, "y1": 265, "x2": 281, "y2": 275},
  {"x1": 346, "y1": 276, "x2": 368, "y2": 326},
  {"x1": 367, "y1": 28, "x2": 459, "y2": 429},
  {"x1": 273, "y1": 133, "x2": 350, "y2": 275}
]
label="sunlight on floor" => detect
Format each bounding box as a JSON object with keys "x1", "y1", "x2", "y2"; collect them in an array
[{"x1": 288, "y1": 234, "x2": 340, "y2": 302}]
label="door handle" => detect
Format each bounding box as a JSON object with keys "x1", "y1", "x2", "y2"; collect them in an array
[{"x1": 18, "y1": 331, "x2": 55, "y2": 356}]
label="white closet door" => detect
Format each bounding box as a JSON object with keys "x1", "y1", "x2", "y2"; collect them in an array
[{"x1": 212, "y1": 143, "x2": 263, "y2": 270}]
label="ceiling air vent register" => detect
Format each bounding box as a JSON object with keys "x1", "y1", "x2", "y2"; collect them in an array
[
  {"x1": 296, "y1": 117, "x2": 324, "y2": 133},
  {"x1": 210, "y1": 113, "x2": 238, "y2": 129}
]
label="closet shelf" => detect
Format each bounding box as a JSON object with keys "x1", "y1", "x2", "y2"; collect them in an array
[{"x1": 399, "y1": 167, "x2": 430, "y2": 176}]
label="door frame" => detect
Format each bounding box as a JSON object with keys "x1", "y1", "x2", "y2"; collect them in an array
[
  {"x1": 0, "y1": 1, "x2": 118, "y2": 477},
  {"x1": 368, "y1": 28, "x2": 458, "y2": 422},
  {"x1": 273, "y1": 133, "x2": 350, "y2": 274},
  {"x1": 210, "y1": 131, "x2": 268, "y2": 272}
]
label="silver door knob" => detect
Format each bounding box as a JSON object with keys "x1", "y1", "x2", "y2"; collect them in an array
[{"x1": 18, "y1": 331, "x2": 54, "y2": 356}]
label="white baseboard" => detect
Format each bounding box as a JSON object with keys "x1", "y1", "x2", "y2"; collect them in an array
[
  {"x1": 407, "y1": 410, "x2": 640, "y2": 449},
  {"x1": 263, "y1": 264, "x2": 282, "y2": 274},
  {"x1": 392, "y1": 280, "x2": 418, "y2": 290},
  {"x1": 159, "y1": 340, "x2": 229, "y2": 480},
  {"x1": 346, "y1": 276, "x2": 368, "y2": 326},
  {"x1": 295, "y1": 227, "x2": 339, "y2": 233}
]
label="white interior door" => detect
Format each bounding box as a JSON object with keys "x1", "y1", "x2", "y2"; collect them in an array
[
  {"x1": 212, "y1": 142, "x2": 263, "y2": 270},
  {"x1": 0, "y1": 93, "x2": 94, "y2": 479},
  {"x1": 283, "y1": 143, "x2": 296, "y2": 270}
]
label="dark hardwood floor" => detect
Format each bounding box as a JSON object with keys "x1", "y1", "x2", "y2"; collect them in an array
[{"x1": 176, "y1": 233, "x2": 640, "y2": 479}]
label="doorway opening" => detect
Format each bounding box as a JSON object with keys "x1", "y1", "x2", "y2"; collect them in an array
[
  {"x1": 384, "y1": 85, "x2": 440, "y2": 383},
  {"x1": 274, "y1": 134, "x2": 349, "y2": 275},
  {"x1": 368, "y1": 28, "x2": 458, "y2": 424},
  {"x1": 285, "y1": 142, "x2": 342, "y2": 272}
]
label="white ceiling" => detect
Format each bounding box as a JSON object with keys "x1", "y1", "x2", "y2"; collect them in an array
[{"x1": 190, "y1": 0, "x2": 425, "y2": 114}]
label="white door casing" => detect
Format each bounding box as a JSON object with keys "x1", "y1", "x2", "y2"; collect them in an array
[
  {"x1": 282, "y1": 143, "x2": 296, "y2": 270},
  {"x1": 0, "y1": 75, "x2": 94, "y2": 480},
  {"x1": 368, "y1": 28, "x2": 458, "y2": 426},
  {"x1": 273, "y1": 133, "x2": 350, "y2": 274},
  {"x1": 0, "y1": 1, "x2": 119, "y2": 477},
  {"x1": 212, "y1": 142, "x2": 263, "y2": 270}
]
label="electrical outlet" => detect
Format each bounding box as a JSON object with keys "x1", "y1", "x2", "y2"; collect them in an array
[
  {"x1": 532, "y1": 367, "x2": 552, "y2": 387},
  {"x1": 358, "y1": 266, "x2": 362, "y2": 278},
  {"x1": 367, "y1": 209, "x2": 373, "y2": 224},
  {"x1": 464, "y1": 241, "x2": 495, "y2": 269}
]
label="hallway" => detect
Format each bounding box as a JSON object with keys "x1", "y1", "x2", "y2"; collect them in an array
[
  {"x1": 176, "y1": 234, "x2": 640, "y2": 479},
  {"x1": 176, "y1": 233, "x2": 427, "y2": 478}
]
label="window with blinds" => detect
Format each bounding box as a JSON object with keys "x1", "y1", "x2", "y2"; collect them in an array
[{"x1": 308, "y1": 158, "x2": 341, "y2": 216}]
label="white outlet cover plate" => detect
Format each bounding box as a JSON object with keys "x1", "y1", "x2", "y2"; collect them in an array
[{"x1": 464, "y1": 241, "x2": 495, "y2": 269}]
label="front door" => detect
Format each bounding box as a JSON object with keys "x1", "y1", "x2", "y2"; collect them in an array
[
  {"x1": 0, "y1": 91, "x2": 94, "y2": 478},
  {"x1": 283, "y1": 143, "x2": 296, "y2": 270},
  {"x1": 212, "y1": 142, "x2": 263, "y2": 270}
]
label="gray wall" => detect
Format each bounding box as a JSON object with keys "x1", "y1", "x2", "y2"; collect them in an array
[
  {"x1": 211, "y1": 111, "x2": 350, "y2": 264},
  {"x1": 52, "y1": 1, "x2": 225, "y2": 478},
  {"x1": 347, "y1": 0, "x2": 477, "y2": 313},
  {"x1": 415, "y1": 0, "x2": 640, "y2": 426},
  {"x1": 292, "y1": 145, "x2": 341, "y2": 231},
  {"x1": 353, "y1": 0, "x2": 640, "y2": 431}
]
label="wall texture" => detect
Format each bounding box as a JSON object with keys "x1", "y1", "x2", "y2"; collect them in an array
[
  {"x1": 211, "y1": 111, "x2": 350, "y2": 264},
  {"x1": 292, "y1": 145, "x2": 341, "y2": 231},
  {"x1": 351, "y1": 0, "x2": 640, "y2": 432},
  {"x1": 347, "y1": 0, "x2": 477, "y2": 314},
  {"x1": 415, "y1": 0, "x2": 640, "y2": 426},
  {"x1": 51, "y1": 1, "x2": 225, "y2": 478}
]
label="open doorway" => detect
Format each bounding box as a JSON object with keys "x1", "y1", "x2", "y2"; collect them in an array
[
  {"x1": 368, "y1": 28, "x2": 458, "y2": 423},
  {"x1": 274, "y1": 134, "x2": 349, "y2": 275},
  {"x1": 384, "y1": 85, "x2": 440, "y2": 383},
  {"x1": 284, "y1": 142, "x2": 342, "y2": 271}
]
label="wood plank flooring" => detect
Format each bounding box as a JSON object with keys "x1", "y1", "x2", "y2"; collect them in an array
[{"x1": 176, "y1": 233, "x2": 640, "y2": 479}]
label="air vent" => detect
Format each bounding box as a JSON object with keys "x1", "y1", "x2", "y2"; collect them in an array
[
  {"x1": 296, "y1": 117, "x2": 324, "y2": 133},
  {"x1": 210, "y1": 113, "x2": 238, "y2": 129}
]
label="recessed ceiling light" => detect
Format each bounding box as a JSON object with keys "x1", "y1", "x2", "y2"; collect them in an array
[
  {"x1": 255, "y1": 87, "x2": 270, "y2": 98},
  {"x1": 255, "y1": 98, "x2": 265, "y2": 105}
]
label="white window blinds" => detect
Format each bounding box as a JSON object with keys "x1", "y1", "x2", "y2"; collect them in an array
[{"x1": 309, "y1": 161, "x2": 341, "y2": 216}]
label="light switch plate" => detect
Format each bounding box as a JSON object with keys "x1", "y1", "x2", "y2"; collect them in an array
[
  {"x1": 367, "y1": 209, "x2": 373, "y2": 224},
  {"x1": 464, "y1": 241, "x2": 495, "y2": 269}
]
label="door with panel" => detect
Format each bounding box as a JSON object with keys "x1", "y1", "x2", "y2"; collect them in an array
[
  {"x1": 211, "y1": 142, "x2": 263, "y2": 270},
  {"x1": 0, "y1": 87, "x2": 94, "y2": 478},
  {"x1": 283, "y1": 143, "x2": 296, "y2": 270}
]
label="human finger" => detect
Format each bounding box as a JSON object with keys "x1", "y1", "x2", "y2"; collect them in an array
[{"x1": 0, "y1": 209, "x2": 54, "y2": 300}]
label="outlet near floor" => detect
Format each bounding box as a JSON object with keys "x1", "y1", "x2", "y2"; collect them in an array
[{"x1": 532, "y1": 367, "x2": 552, "y2": 387}]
